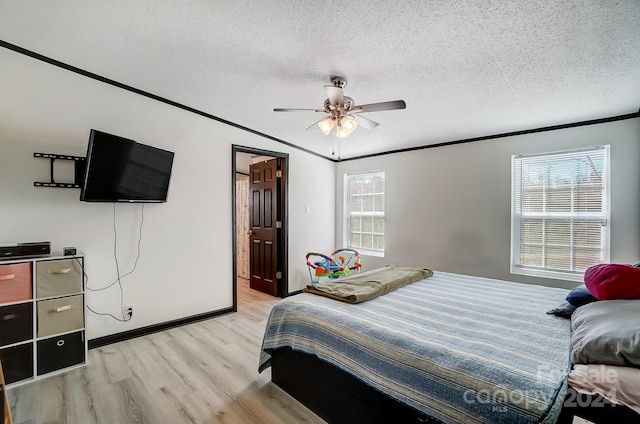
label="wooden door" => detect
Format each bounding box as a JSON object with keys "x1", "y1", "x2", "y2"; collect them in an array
[{"x1": 249, "y1": 159, "x2": 279, "y2": 296}]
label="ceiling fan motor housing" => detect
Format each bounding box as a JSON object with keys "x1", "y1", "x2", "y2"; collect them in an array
[{"x1": 324, "y1": 97, "x2": 354, "y2": 117}]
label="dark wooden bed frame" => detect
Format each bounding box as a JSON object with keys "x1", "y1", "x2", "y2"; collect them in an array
[{"x1": 271, "y1": 347, "x2": 639, "y2": 424}]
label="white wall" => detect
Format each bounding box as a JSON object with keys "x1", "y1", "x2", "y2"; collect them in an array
[
  {"x1": 0, "y1": 48, "x2": 335, "y2": 340},
  {"x1": 336, "y1": 118, "x2": 640, "y2": 289},
  {"x1": 235, "y1": 152, "x2": 253, "y2": 175}
]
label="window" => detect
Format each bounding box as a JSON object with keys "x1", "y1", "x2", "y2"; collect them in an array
[
  {"x1": 511, "y1": 146, "x2": 610, "y2": 281},
  {"x1": 344, "y1": 171, "x2": 385, "y2": 256}
]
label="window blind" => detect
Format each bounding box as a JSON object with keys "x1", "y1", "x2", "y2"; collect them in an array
[
  {"x1": 512, "y1": 146, "x2": 609, "y2": 277},
  {"x1": 345, "y1": 171, "x2": 385, "y2": 253}
]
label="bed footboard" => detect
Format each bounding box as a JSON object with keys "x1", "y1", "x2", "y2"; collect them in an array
[{"x1": 272, "y1": 348, "x2": 639, "y2": 424}]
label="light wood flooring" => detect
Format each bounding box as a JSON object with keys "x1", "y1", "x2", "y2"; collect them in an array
[
  {"x1": 7, "y1": 279, "x2": 593, "y2": 424},
  {"x1": 7, "y1": 279, "x2": 325, "y2": 424}
]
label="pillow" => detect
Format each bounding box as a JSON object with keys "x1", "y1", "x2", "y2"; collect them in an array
[
  {"x1": 584, "y1": 264, "x2": 640, "y2": 300},
  {"x1": 546, "y1": 301, "x2": 577, "y2": 318},
  {"x1": 566, "y1": 284, "x2": 598, "y2": 306},
  {"x1": 571, "y1": 300, "x2": 640, "y2": 367}
]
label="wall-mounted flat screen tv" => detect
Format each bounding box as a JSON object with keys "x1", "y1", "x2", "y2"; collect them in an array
[{"x1": 80, "y1": 129, "x2": 175, "y2": 203}]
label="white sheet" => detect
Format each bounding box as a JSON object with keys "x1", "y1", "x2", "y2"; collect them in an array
[{"x1": 568, "y1": 364, "x2": 640, "y2": 414}]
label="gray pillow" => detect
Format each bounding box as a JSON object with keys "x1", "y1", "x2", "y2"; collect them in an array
[{"x1": 571, "y1": 300, "x2": 640, "y2": 366}]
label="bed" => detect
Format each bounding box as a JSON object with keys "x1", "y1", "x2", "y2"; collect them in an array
[{"x1": 259, "y1": 269, "x2": 639, "y2": 424}]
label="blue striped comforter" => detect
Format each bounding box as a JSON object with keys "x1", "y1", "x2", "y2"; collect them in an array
[{"x1": 259, "y1": 271, "x2": 571, "y2": 424}]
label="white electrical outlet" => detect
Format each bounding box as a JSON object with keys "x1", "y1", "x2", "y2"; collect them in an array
[{"x1": 125, "y1": 304, "x2": 135, "y2": 319}]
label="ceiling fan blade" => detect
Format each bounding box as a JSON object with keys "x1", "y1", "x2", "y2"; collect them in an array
[
  {"x1": 274, "y1": 108, "x2": 325, "y2": 112},
  {"x1": 305, "y1": 116, "x2": 330, "y2": 130},
  {"x1": 324, "y1": 85, "x2": 344, "y2": 107},
  {"x1": 351, "y1": 114, "x2": 379, "y2": 129},
  {"x1": 351, "y1": 100, "x2": 406, "y2": 113}
]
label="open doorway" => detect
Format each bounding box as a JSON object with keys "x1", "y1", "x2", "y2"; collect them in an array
[{"x1": 232, "y1": 145, "x2": 288, "y2": 311}]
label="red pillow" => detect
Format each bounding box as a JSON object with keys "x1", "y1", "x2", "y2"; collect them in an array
[{"x1": 584, "y1": 264, "x2": 640, "y2": 300}]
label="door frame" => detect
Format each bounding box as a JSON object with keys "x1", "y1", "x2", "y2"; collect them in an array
[{"x1": 232, "y1": 144, "x2": 289, "y2": 310}]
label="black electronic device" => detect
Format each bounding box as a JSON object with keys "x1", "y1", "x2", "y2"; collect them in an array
[
  {"x1": 63, "y1": 247, "x2": 77, "y2": 256},
  {"x1": 79, "y1": 129, "x2": 175, "y2": 203},
  {"x1": 0, "y1": 242, "x2": 51, "y2": 259}
]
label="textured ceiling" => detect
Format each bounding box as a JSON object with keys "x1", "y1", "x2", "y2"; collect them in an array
[{"x1": 1, "y1": 0, "x2": 639, "y2": 160}]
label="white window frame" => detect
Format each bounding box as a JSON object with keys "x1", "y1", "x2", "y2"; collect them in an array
[
  {"x1": 343, "y1": 170, "x2": 385, "y2": 257},
  {"x1": 510, "y1": 146, "x2": 610, "y2": 282}
]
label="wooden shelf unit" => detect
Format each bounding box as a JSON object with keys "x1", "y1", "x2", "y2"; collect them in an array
[{"x1": 0, "y1": 358, "x2": 10, "y2": 424}]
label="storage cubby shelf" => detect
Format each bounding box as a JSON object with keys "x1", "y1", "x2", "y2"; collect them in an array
[{"x1": 0, "y1": 253, "x2": 86, "y2": 387}]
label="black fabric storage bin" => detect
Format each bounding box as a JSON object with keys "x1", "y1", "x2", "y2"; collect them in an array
[
  {"x1": 0, "y1": 302, "x2": 33, "y2": 346},
  {"x1": 37, "y1": 331, "x2": 84, "y2": 375},
  {"x1": 0, "y1": 343, "x2": 34, "y2": 384}
]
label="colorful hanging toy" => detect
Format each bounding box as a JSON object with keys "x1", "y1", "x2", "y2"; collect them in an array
[{"x1": 306, "y1": 248, "x2": 362, "y2": 284}]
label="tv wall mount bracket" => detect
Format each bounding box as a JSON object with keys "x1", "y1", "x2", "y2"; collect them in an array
[{"x1": 33, "y1": 153, "x2": 86, "y2": 188}]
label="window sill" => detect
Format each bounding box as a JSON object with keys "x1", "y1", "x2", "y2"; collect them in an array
[
  {"x1": 511, "y1": 266, "x2": 584, "y2": 283},
  {"x1": 353, "y1": 249, "x2": 385, "y2": 258}
]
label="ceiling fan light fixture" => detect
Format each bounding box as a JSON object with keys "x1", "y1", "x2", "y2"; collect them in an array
[
  {"x1": 336, "y1": 116, "x2": 357, "y2": 138},
  {"x1": 318, "y1": 116, "x2": 335, "y2": 135},
  {"x1": 274, "y1": 77, "x2": 405, "y2": 142},
  {"x1": 341, "y1": 116, "x2": 357, "y2": 132}
]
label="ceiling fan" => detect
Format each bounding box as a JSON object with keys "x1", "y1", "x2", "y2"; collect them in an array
[{"x1": 274, "y1": 76, "x2": 406, "y2": 139}]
